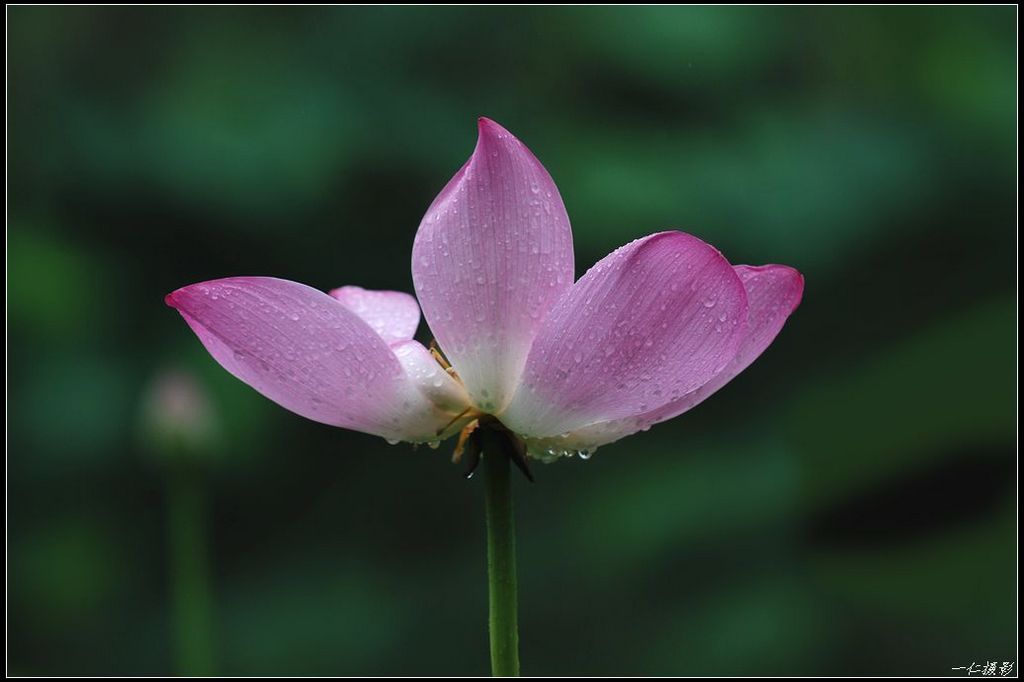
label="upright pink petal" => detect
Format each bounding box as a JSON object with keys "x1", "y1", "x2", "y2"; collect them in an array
[
  {"x1": 329, "y1": 286, "x2": 420, "y2": 344},
  {"x1": 527, "y1": 263, "x2": 803, "y2": 454},
  {"x1": 412, "y1": 118, "x2": 574, "y2": 413},
  {"x1": 166, "y1": 277, "x2": 467, "y2": 443},
  {"x1": 500, "y1": 231, "x2": 748, "y2": 438}
]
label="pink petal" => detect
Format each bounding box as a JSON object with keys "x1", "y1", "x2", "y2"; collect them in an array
[
  {"x1": 529, "y1": 263, "x2": 803, "y2": 454},
  {"x1": 631, "y1": 263, "x2": 804, "y2": 423},
  {"x1": 411, "y1": 117, "x2": 574, "y2": 413},
  {"x1": 391, "y1": 339, "x2": 472, "y2": 414},
  {"x1": 329, "y1": 286, "x2": 420, "y2": 344},
  {"x1": 500, "y1": 231, "x2": 748, "y2": 438},
  {"x1": 685, "y1": 264, "x2": 803, "y2": 401},
  {"x1": 166, "y1": 277, "x2": 467, "y2": 443}
]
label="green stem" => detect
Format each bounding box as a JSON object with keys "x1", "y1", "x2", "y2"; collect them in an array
[
  {"x1": 481, "y1": 443, "x2": 520, "y2": 677},
  {"x1": 167, "y1": 466, "x2": 215, "y2": 676}
]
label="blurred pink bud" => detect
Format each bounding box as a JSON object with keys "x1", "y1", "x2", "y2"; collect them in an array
[{"x1": 141, "y1": 368, "x2": 217, "y2": 457}]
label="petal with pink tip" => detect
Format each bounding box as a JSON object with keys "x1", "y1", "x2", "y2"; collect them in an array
[
  {"x1": 500, "y1": 231, "x2": 748, "y2": 438},
  {"x1": 412, "y1": 118, "x2": 574, "y2": 413},
  {"x1": 669, "y1": 263, "x2": 804, "y2": 409},
  {"x1": 328, "y1": 286, "x2": 420, "y2": 344},
  {"x1": 166, "y1": 277, "x2": 465, "y2": 443},
  {"x1": 526, "y1": 263, "x2": 803, "y2": 454}
]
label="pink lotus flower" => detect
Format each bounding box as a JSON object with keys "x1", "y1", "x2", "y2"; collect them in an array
[{"x1": 166, "y1": 118, "x2": 802, "y2": 467}]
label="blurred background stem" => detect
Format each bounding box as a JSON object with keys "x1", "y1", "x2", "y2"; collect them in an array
[
  {"x1": 166, "y1": 462, "x2": 215, "y2": 676},
  {"x1": 482, "y1": 446, "x2": 520, "y2": 677}
]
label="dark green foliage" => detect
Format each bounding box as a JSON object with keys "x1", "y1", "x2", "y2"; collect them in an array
[{"x1": 7, "y1": 6, "x2": 1015, "y2": 675}]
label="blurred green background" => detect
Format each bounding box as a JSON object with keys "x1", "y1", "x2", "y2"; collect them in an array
[{"x1": 7, "y1": 5, "x2": 1016, "y2": 676}]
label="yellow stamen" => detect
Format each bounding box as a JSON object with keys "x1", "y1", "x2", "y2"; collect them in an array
[
  {"x1": 429, "y1": 339, "x2": 461, "y2": 379},
  {"x1": 437, "y1": 405, "x2": 476, "y2": 437},
  {"x1": 429, "y1": 339, "x2": 451, "y2": 369},
  {"x1": 452, "y1": 419, "x2": 480, "y2": 463}
]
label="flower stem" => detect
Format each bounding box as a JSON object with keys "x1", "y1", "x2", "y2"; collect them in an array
[
  {"x1": 481, "y1": 441, "x2": 520, "y2": 677},
  {"x1": 167, "y1": 465, "x2": 215, "y2": 676}
]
